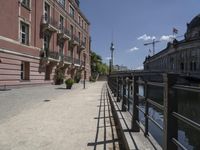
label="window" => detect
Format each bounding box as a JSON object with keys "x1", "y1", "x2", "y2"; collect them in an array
[
  {"x1": 68, "y1": 49, "x2": 73, "y2": 58},
  {"x1": 78, "y1": 32, "x2": 81, "y2": 41},
  {"x1": 22, "y1": 0, "x2": 30, "y2": 8},
  {"x1": 77, "y1": 51, "x2": 80, "y2": 60},
  {"x1": 70, "y1": 25, "x2": 74, "y2": 36},
  {"x1": 44, "y1": 3, "x2": 50, "y2": 22},
  {"x1": 84, "y1": 37, "x2": 86, "y2": 44},
  {"x1": 181, "y1": 63, "x2": 184, "y2": 71},
  {"x1": 85, "y1": 23, "x2": 87, "y2": 30},
  {"x1": 57, "y1": 0, "x2": 65, "y2": 7},
  {"x1": 60, "y1": 15, "x2": 64, "y2": 30},
  {"x1": 44, "y1": 33, "x2": 50, "y2": 51},
  {"x1": 20, "y1": 22, "x2": 29, "y2": 45},
  {"x1": 20, "y1": 61, "x2": 30, "y2": 80},
  {"x1": 190, "y1": 61, "x2": 197, "y2": 71},
  {"x1": 78, "y1": 16, "x2": 81, "y2": 24},
  {"x1": 59, "y1": 42, "x2": 64, "y2": 56},
  {"x1": 81, "y1": 20, "x2": 83, "y2": 27},
  {"x1": 69, "y1": 6, "x2": 75, "y2": 18}
]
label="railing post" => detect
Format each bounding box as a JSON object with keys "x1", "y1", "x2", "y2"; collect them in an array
[
  {"x1": 163, "y1": 73, "x2": 178, "y2": 150},
  {"x1": 122, "y1": 77, "x2": 126, "y2": 111},
  {"x1": 144, "y1": 81, "x2": 149, "y2": 136},
  {"x1": 114, "y1": 77, "x2": 117, "y2": 97},
  {"x1": 131, "y1": 75, "x2": 140, "y2": 132},
  {"x1": 117, "y1": 77, "x2": 120, "y2": 102},
  {"x1": 127, "y1": 78, "x2": 130, "y2": 111}
]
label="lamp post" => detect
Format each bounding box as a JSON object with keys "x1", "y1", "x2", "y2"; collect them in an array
[{"x1": 83, "y1": 52, "x2": 86, "y2": 89}]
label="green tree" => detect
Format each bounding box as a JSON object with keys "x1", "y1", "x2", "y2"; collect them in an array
[{"x1": 91, "y1": 52, "x2": 109, "y2": 76}]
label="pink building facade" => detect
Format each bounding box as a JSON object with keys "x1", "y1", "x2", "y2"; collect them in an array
[{"x1": 0, "y1": 0, "x2": 91, "y2": 87}]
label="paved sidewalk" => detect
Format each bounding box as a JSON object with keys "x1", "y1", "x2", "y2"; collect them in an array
[{"x1": 0, "y1": 82, "x2": 119, "y2": 150}]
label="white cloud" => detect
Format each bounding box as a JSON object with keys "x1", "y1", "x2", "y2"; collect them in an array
[
  {"x1": 160, "y1": 35, "x2": 175, "y2": 41},
  {"x1": 129, "y1": 47, "x2": 139, "y2": 52},
  {"x1": 135, "y1": 66, "x2": 144, "y2": 70},
  {"x1": 105, "y1": 57, "x2": 111, "y2": 60},
  {"x1": 137, "y1": 34, "x2": 156, "y2": 41}
]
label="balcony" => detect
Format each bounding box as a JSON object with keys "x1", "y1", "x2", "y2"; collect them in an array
[
  {"x1": 63, "y1": 55, "x2": 73, "y2": 64},
  {"x1": 69, "y1": 35, "x2": 79, "y2": 46},
  {"x1": 74, "y1": 58, "x2": 81, "y2": 66},
  {"x1": 58, "y1": 26, "x2": 71, "y2": 41},
  {"x1": 64, "y1": 29, "x2": 72, "y2": 40},
  {"x1": 80, "y1": 60, "x2": 85, "y2": 66},
  {"x1": 80, "y1": 41, "x2": 86, "y2": 50},
  {"x1": 41, "y1": 15, "x2": 58, "y2": 32},
  {"x1": 40, "y1": 49, "x2": 59, "y2": 61}
]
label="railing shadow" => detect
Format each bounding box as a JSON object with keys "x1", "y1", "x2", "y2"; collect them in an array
[{"x1": 87, "y1": 84, "x2": 120, "y2": 150}]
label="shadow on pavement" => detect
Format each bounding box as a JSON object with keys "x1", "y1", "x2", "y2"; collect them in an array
[{"x1": 87, "y1": 84, "x2": 120, "y2": 150}]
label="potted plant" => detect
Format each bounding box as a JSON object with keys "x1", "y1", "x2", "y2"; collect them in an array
[
  {"x1": 74, "y1": 71, "x2": 81, "y2": 83},
  {"x1": 65, "y1": 78, "x2": 74, "y2": 89},
  {"x1": 54, "y1": 68, "x2": 65, "y2": 85}
]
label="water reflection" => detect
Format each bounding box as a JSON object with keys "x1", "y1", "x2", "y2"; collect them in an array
[{"x1": 137, "y1": 85, "x2": 200, "y2": 150}]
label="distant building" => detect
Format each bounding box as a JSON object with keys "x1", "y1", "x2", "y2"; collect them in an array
[
  {"x1": 113, "y1": 65, "x2": 128, "y2": 71},
  {"x1": 0, "y1": 0, "x2": 91, "y2": 87},
  {"x1": 144, "y1": 14, "x2": 200, "y2": 79}
]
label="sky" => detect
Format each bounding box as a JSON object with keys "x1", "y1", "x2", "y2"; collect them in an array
[{"x1": 79, "y1": 0, "x2": 200, "y2": 70}]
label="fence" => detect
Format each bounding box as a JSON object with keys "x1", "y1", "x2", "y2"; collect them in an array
[{"x1": 107, "y1": 71, "x2": 200, "y2": 150}]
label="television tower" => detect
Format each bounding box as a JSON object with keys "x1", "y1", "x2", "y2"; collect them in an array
[{"x1": 110, "y1": 42, "x2": 114, "y2": 71}]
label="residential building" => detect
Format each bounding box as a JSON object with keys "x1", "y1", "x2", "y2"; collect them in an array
[
  {"x1": 0, "y1": 0, "x2": 91, "y2": 87},
  {"x1": 144, "y1": 14, "x2": 200, "y2": 79}
]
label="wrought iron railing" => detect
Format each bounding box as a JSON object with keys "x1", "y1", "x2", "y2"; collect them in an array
[
  {"x1": 74, "y1": 58, "x2": 81, "y2": 65},
  {"x1": 72, "y1": 35, "x2": 80, "y2": 43},
  {"x1": 63, "y1": 55, "x2": 73, "y2": 63},
  {"x1": 41, "y1": 15, "x2": 58, "y2": 29},
  {"x1": 107, "y1": 71, "x2": 200, "y2": 150},
  {"x1": 48, "y1": 51, "x2": 59, "y2": 60},
  {"x1": 65, "y1": 28, "x2": 71, "y2": 38}
]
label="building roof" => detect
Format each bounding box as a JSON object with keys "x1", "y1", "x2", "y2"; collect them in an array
[{"x1": 188, "y1": 14, "x2": 200, "y2": 29}]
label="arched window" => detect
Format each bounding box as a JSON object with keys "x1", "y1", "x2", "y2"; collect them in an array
[
  {"x1": 180, "y1": 63, "x2": 184, "y2": 71},
  {"x1": 194, "y1": 62, "x2": 197, "y2": 71}
]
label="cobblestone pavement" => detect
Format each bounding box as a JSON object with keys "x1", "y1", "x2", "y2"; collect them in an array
[{"x1": 0, "y1": 82, "x2": 120, "y2": 150}]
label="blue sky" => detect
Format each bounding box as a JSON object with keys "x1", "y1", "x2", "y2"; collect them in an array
[{"x1": 80, "y1": 0, "x2": 200, "y2": 69}]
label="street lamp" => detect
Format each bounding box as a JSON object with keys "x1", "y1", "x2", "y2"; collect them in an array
[{"x1": 83, "y1": 52, "x2": 86, "y2": 89}]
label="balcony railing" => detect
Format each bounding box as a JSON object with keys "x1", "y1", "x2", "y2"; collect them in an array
[
  {"x1": 80, "y1": 41, "x2": 86, "y2": 49},
  {"x1": 64, "y1": 55, "x2": 73, "y2": 63},
  {"x1": 40, "y1": 49, "x2": 59, "y2": 60},
  {"x1": 41, "y1": 15, "x2": 58, "y2": 32},
  {"x1": 48, "y1": 51, "x2": 59, "y2": 60},
  {"x1": 64, "y1": 28, "x2": 72, "y2": 38},
  {"x1": 80, "y1": 60, "x2": 84, "y2": 66},
  {"x1": 74, "y1": 58, "x2": 81, "y2": 65},
  {"x1": 73, "y1": 35, "x2": 80, "y2": 43},
  {"x1": 58, "y1": 24, "x2": 65, "y2": 33}
]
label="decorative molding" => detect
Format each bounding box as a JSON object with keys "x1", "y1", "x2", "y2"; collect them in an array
[
  {"x1": 0, "y1": 48, "x2": 40, "y2": 60},
  {"x1": 0, "y1": 35, "x2": 41, "y2": 50}
]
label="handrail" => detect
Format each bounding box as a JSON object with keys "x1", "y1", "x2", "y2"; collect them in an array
[
  {"x1": 173, "y1": 84, "x2": 200, "y2": 93},
  {"x1": 172, "y1": 112, "x2": 200, "y2": 132},
  {"x1": 147, "y1": 98, "x2": 164, "y2": 111},
  {"x1": 107, "y1": 71, "x2": 200, "y2": 150}
]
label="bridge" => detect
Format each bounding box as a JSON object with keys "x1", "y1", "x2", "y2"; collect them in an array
[{"x1": 0, "y1": 72, "x2": 199, "y2": 150}]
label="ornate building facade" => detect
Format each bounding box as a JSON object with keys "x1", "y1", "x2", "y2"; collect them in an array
[
  {"x1": 0, "y1": 0, "x2": 91, "y2": 87},
  {"x1": 144, "y1": 14, "x2": 200, "y2": 79}
]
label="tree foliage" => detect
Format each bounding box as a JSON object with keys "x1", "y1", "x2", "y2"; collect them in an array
[{"x1": 91, "y1": 52, "x2": 109, "y2": 75}]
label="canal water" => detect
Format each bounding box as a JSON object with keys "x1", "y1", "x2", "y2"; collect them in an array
[{"x1": 137, "y1": 85, "x2": 200, "y2": 150}]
